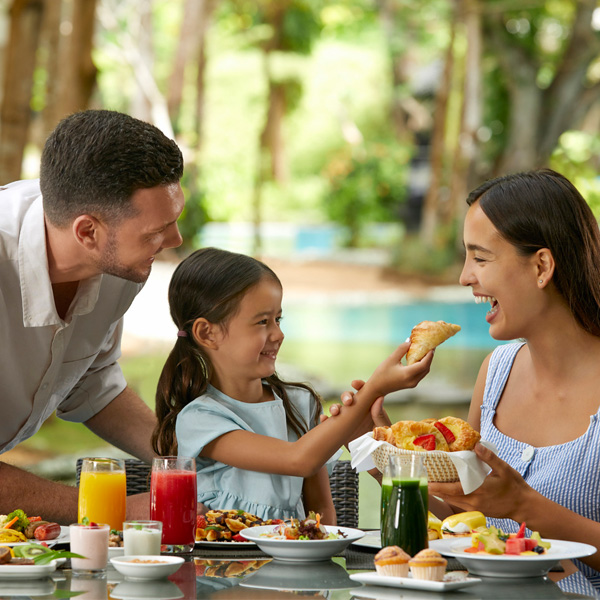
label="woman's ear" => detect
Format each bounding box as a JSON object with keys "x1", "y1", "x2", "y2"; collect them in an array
[
  {"x1": 535, "y1": 248, "x2": 555, "y2": 288},
  {"x1": 192, "y1": 318, "x2": 220, "y2": 349}
]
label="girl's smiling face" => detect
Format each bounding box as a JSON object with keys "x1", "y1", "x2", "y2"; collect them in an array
[
  {"x1": 460, "y1": 201, "x2": 542, "y2": 341},
  {"x1": 211, "y1": 276, "x2": 285, "y2": 387}
]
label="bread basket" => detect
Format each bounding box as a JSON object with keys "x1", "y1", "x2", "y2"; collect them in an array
[{"x1": 372, "y1": 442, "x2": 460, "y2": 483}]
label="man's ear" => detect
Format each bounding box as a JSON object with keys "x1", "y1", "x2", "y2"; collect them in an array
[
  {"x1": 72, "y1": 214, "x2": 102, "y2": 249},
  {"x1": 192, "y1": 318, "x2": 221, "y2": 349},
  {"x1": 535, "y1": 248, "x2": 555, "y2": 287}
]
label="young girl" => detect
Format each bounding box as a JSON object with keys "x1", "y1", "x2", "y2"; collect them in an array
[{"x1": 152, "y1": 247, "x2": 432, "y2": 523}]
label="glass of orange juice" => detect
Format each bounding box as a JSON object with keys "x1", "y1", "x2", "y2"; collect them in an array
[{"x1": 78, "y1": 457, "x2": 126, "y2": 530}]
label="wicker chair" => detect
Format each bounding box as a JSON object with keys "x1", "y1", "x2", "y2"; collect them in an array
[
  {"x1": 76, "y1": 458, "x2": 151, "y2": 497},
  {"x1": 330, "y1": 460, "x2": 359, "y2": 528},
  {"x1": 75, "y1": 457, "x2": 359, "y2": 527}
]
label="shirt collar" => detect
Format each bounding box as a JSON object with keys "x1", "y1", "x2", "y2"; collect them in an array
[{"x1": 19, "y1": 196, "x2": 102, "y2": 327}]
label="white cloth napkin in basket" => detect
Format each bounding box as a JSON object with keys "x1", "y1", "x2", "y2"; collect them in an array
[{"x1": 348, "y1": 432, "x2": 497, "y2": 494}]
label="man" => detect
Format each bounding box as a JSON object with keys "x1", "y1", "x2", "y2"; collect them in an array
[{"x1": 0, "y1": 110, "x2": 185, "y2": 523}]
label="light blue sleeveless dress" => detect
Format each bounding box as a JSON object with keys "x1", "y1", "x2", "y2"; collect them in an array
[
  {"x1": 176, "y1": 383, "x2": 341, "y2": 522},
  {"x1": 481, "y1": 342, "x2": 600, "y2": 589}
]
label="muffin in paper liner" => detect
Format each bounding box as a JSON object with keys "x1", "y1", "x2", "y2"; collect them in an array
[{"x1": 371, "y1": 443, "x2": 460, "y2": 483}]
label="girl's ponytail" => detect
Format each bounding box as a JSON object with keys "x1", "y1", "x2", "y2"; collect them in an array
[{"x1": 152, "y1": 335, "x2": 211, "y2": 455}]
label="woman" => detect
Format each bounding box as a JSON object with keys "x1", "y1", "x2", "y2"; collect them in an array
[
  {"x1": 427, "y1": 168, "x2": 600, "y2": 581},
  {"x1": 336, "y1": 169, "x2": 600, "y2": 583}
]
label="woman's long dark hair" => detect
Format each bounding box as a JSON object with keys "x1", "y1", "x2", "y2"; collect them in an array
[
  {"x1": 467, "y1": 168, "x2": 600, "y2": 336},
  {"x1": 152, "y1": 247, "x2": 322, "y2": 456}
]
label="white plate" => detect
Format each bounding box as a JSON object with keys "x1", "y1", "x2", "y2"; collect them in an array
[
  {"x1": 430, "y1": 538, "x2": 596, "y2": 578},
  {"x1": 110, "y1": 579, "x2": 184, "y2": 599},
  {"x1": 109, "y1": 545, "x2": 125, "y2": 557},
  {"x1": 350, "y1": 571, "x2": 481, "y2": 592},
  {"x1": 239, "y1": 525, "x2": 365, "y2": 562},
  {"x1": 351, "y1": 530, "x2": 381, "y2": 550},
  {"x1": 0, "y1": 525, "x2": 69, "y2": 548},
  {"x1": 240, "y1": 558, "x2": 361, "y2": 591},
  {"x1": 195, "y1": 539, "x2": 256, "y2": 548},
  {"x1": 0, "y1": 559, "x2": 62, "y2": 580},
  {"x1": 110, "y1": 555, "x2": 184, "y2": 581}
]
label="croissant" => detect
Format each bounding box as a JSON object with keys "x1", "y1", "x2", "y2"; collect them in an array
[
  {"x1": 406, "y1": 320, "x2": 461, "y2": 365},
  {"x1": 373, "y1": 417, "x2": 479, "y2": 452}
]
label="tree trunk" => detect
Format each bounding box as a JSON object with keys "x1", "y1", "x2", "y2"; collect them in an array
[
  {"x1": 58, "y1": 0, "x2": 98, "y2": 117},
  {"x1": 420, "y1": 9, "x2": 456, "y2": 246},
  {"x1": 448, "y1": 0, "x2": 482, "y2": 249},
  {"x1": 0, "y1": 0, "x2": 45, "y2": 184},
  {"x1": 377, "y1": 0, "x2": 413, "y2": 141},
  {"x1": 538, "y1": 0, "x2": 600, "y2": 162},
  {"x1": 130, "y1": 0, "x2": 154, "y2": 123},
  {"x1": 167, "y1": 0, "x2": 206, "y2": 133},
  {"x1": 40, "y1": 0, "x2": 63, "y2": 138},
  {"x1": 485, "y1": 14, "x2": 542, "y2": 174}
]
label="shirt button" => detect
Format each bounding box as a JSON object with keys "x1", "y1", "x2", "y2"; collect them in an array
[{"x1": 522, "y1": 446, "x2": 535, "y2": 462}]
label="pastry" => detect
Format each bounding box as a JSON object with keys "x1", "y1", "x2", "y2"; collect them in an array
[
  {"x1": 437, "y1": 416, "x2": 480, "y2": 451},
  {"x1": 373, "y1": 417, "x2": 479, "y2": 452},
  {"x1": 406, "y1": 321, "x2": 461, "y2": 365},
  {"x1": 390, "y1": 420, "x2": 449, "y2": 452},
  {"x1": 408, "y1": 548, "x2": 447, "y2": 581},
  {"x1": 373, "y1": 545, "x2": 411, "y2": 577}
]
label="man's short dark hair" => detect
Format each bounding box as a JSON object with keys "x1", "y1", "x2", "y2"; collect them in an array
[{"x1": 40, "y1": 110, "x2": 184, "y2": 227}]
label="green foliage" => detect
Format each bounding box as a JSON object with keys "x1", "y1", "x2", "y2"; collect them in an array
[
  {"x1": 323, "y1": 141, "x2": 410, "y2": 246},
  {"x1": 550, "y1": 131, "x2": 600, "y2": 215},
  {"x1": 281, "y1": 1, "x2": 323, "y2": 55},
  {"x1": 178, "y1": 170, "x2": 208, "y2": 251},
  {"x1": 391, "y1": 232, "x2": 462, "y2": 279}
]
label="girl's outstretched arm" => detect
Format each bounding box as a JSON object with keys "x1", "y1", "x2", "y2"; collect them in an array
[
  {"x1": 202, "y1": 342, "x2": 433, "y2": 478},
  {"x1": 302, "y1": 466, "x2": 336, "y2": 525}
]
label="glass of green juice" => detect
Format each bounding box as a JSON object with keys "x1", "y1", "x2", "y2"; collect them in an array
[{"x1": 381, "y1": 455, "x2": 429, "y2": 556}]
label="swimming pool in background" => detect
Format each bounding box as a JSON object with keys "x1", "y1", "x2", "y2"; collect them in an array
[
  {"x1": 277, "y1": 294, "x2": 506, "y2": 401},
  {"x1": 281, "y1": 299, "x2": 497, "y2": 349}
]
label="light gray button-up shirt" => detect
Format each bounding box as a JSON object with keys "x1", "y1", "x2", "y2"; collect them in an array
[{"x1": 0, "y1": 179, "x2": 143, "y2": 453}]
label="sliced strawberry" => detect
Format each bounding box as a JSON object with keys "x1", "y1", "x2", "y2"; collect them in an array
[
  {"x1": 433, "y1": 421, "x2": 456, "y2": 445},
  {"x1": 232, "y1": 533, "x2": 246, "y2": 542},
  {"x1": 196, "y1": 515, "x2": 206, "y2": 530},
  {"x1": 413, "y1": 434, "x2": 436, "y2": 451}
]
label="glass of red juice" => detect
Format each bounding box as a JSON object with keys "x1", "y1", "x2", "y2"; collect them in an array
[{"x1": 150, "y1": 456, "x2": 197, "y2": 553}]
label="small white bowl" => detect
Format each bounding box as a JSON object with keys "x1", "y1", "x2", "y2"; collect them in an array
[{"x1": 110, "y1": 555, "x2": 184, "y2": 581}]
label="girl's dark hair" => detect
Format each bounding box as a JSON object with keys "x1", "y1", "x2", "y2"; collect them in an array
[
  {"x1": 152, "y1": 247, "x2": 322, "y2": 456},
  {"x1": 467, "y1": 168, "x2": 600, "y2": 336}
]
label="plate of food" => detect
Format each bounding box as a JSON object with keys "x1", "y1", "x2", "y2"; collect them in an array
[
  {"x1": 0, "y1": 510, "x2": 66, "y2": 547},
  {"x1": 239, "y1": 513, "x2": 364, "y2": 562},
  {"x1": 195, "y1": 509, "x2": 282, "y2": 546},
  {"x1": 430, "y1": 535, "x2": 596, "y2": 578},
  {"x1": 349, "y1": 571, "x2": 480, "y2": 593},
  {"x1": 0, "y1": 560, "x2": 63, "y2": 580}
]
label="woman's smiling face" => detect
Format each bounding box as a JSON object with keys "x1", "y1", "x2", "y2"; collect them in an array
[{"x1": 460, "y1": 201, "x2": 541, "y2": 341}]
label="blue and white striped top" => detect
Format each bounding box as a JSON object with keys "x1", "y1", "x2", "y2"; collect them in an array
[{"x1": 480, "y1": 342, "x2": 600, "y2": 586}]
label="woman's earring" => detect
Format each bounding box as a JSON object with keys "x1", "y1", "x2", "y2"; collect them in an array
[{"x1": 539, "y1": 279, "x2": 543, "y2": 284}]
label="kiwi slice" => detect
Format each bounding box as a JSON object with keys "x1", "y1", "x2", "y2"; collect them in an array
[{"x1": 14, "y1": 543, "x2": 50, "y2": 559}]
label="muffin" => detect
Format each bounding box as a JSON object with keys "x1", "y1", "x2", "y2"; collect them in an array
[
  {"x1": 374, "y1": 545, "x2": 411, "y2": 577},
  {"x1": 409, "y1": 548, "x2": 447, "y2": 581}
]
